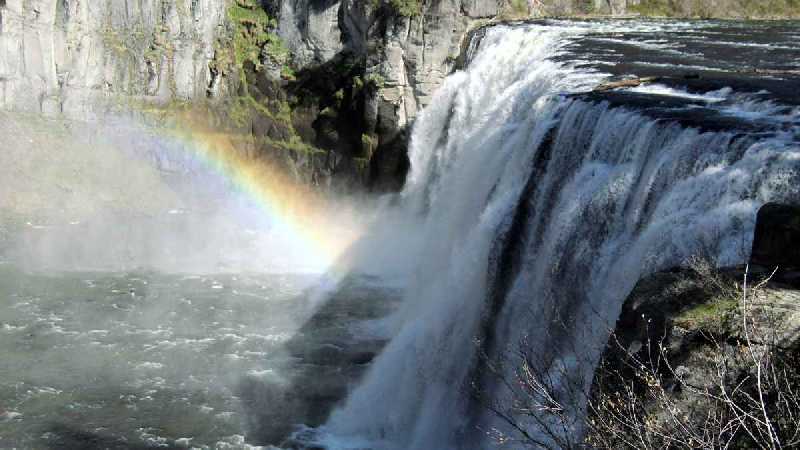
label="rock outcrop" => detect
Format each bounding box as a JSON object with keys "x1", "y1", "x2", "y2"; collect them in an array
[
  {"x1": 751, "y1": 203, "x2": 800, "y2": 272},
  {"x1": 2, "y1": 1, "x2": 797, "y2": 190},
  {"x1": 591, "y1": 203, "x2": 800, "y2": 448},
  {"x1": 0, "y1": 0, "x2": 228, "y2": 118},
  {"x1": 272, "y1": 0, "x2": 506, "y2": 189},
  {"x1": 0, "y1": 0, "x2": 507, "y2": 190}
]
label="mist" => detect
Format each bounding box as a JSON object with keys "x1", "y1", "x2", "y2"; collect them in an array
[
  {"x1": 0, "y1": 110, "x2": 418, "y2": 448},
  {"x1": 0, "y1": 111, "x2": 375, "y2": 275}
]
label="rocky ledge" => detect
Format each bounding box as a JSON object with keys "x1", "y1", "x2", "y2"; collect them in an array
[{"x1": 591, "y1": 203, "x2": 800, "y2": 448}]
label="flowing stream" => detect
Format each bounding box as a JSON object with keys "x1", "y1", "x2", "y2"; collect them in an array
[
  {"x1": 1, "y1": 19, "x2": 799, "y2": 450},
  {"x1": 312, "y1": 19, "x2": 800, "y2": 450}
]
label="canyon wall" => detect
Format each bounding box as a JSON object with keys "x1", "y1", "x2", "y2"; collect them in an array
[
  {"x1": 1, "y1": 0, "x2": 797, "y2": 190},
  {"x1": 272, "y1": 0, "x2": 507, "y2": 188},
  {"x1": 0, "y1": 0, "x2": 508, "y2": 189},
  {"x1": 0, "y1": 0, "x2": 228, "y2": 118}
]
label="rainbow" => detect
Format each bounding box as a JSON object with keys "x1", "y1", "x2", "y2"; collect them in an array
[{"x1": 149, "y1": 110, "x2": 360, "y2": 274}]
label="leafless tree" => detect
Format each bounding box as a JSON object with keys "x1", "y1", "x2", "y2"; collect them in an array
[{"x1": 479, "y1": 261, "x2": 800, "y2": 449}]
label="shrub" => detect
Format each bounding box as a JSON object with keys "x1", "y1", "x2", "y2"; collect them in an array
[{"x1": 478, "y1": 263, "x2": 800, "y2": 449}]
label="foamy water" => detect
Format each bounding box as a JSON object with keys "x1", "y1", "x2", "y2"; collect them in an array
[
  {"x1": 1, "y1": 17, "x2": 798, "y2": 450},
  {"x1": 0, "y1": 267, "x2": 399, "y2": 448}
]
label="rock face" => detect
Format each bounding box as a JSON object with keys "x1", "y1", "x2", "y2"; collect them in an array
[
  {"x1": 606, "y1": 266, "x2": 800, "y2": 361},
  {"x1": 0, "y1": 0, "x2": 505, "y2": 189},
  {"x1": 592, "y1": 205, "x2": 800, "y2": 447},
  {"x1": 593, "y1": 264, "x2": 800, "y2": 445},
  {"x1": 273, "y1": 0, "x2": 504, "y2": 188},
  {"x1": 2, "y1": 0, "x2": 797, "y2": 189},
  {"x1": 750, "y1": 203, "x2": 800, "y2": 270},
  {"x1": 0, "y1": 0, "x2": 502, "y2": 129},
  {"x1": 0, "y1": 0, "x2": 228, "y2": 118}
]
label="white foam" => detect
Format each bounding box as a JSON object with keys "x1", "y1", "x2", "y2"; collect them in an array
[
  {"x1": 1, "y1": 411, "x2": 23, "y2": 421},
  {"x1": 319, "y1": 21, "x2": 800, "y2": 450}
]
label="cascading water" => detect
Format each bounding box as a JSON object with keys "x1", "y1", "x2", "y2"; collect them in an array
[
  {"x1": 310, "y1": 20, "x2": 800, "y2": 449},
  {"x1": 2, "y1": 16, "x2": 798, "y2": 450}
]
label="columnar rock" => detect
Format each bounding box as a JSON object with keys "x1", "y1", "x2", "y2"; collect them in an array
[
  {"x1": 5, "y1": 0, "x2": 786, "y2": 190},
  {"x1": 0, "y1": 0, "x2": 227, "y2": 118},
  {"x1": 1, "y1": 0, "x2": 795, "y2": 122},
  {"x1": 277, "y1": 0, "x2": 500, "y2": 130},
  {"x1": 271, "y1": 0, "x2": 503, "y2": 188}
]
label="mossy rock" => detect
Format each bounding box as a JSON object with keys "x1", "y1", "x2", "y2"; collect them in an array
[{"x1": 673, "y1": 294, "x2": 739, "y2": 333}]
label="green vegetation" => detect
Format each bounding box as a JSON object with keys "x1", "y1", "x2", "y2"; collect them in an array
[
  {"x1": 221, "y1": 0, "x2": 327, "y2": 156},
  {"x1": 361, "y1": 133, "x2": 378, "y2": 159},
  {"x1": 626, "y1": 0, "x2": 675, "y2": 16},
  {"x1": 371, "y1": 0, "x2": 422, "y2": 17},
  {"x1": 500, "y1": 0, "x2": 530, "y2": 19},
  {"x1": 230, "y1": 96, "x2": 270, "y2": 127},
  {"x1": 227, "y1": 0, "x2": 292, "y2": 77},
  {"x1": 674, "y1": 258, "x2": 742, "y2": 331},
  {"x1": 101, "y1": 25, "x2": 172, "y2": 95},
  {"x1": 135, "y1": 0, "x2": 381, "y2": 181},
  {"x1": 101, "y1": 28, "x2": 131, "y2": 56},
  {"x1": 364, "y1": 73, "x2": 386, "y2": 89},
  {"x1": 354, "y1": 157, "x2": 371, "y2": 174},
  {"x1": 390, "y1": 0, "x2": 422, "y2": 17},
  {"x1": 736, "y1": 0, "x2": 800, "y2": 18},
  {"x1": 276, "y1": 135, "x2": 327, "y2": 155},
  {"x1": 674, "y1": 294, "x2": 738, "y2": 329},
  {"x1": 628, "y1": 0, "x2": 800, "y2": 18}
]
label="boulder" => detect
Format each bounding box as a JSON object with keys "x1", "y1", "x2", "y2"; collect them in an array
[
  {"x1": 591, "y1": 260, "x2": 800, "y2": 448},
  {"x1": 750, "y1": 202, "x2": 800, "y2": 270}
]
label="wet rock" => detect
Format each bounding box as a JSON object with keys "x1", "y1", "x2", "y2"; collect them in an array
[{"x1": 750, "y1": 203, "x2": 800, "y2": 270}]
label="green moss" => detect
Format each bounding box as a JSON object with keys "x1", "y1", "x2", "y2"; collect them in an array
[
  {"x1": 737, "y1": 0, "x2": 800, "y2": 18},
  {"x1": 365, "y1": 73, "x2": 386, "y2": 89},
  {"x1": 675, "y1": 296, "x2": 739, "y2": 329},
  {"x1": 143, "y1": 44, "x2": 164, "y2": 63},
  {"x1": 627, "y1": 0, "x2": 673, "y2": 16},
  {"x1": 352, "y1": 76, "x2": 365, "y2": 92},
  {"x1": 101, "y1": 28, "x2": 133, "y2": 56},
  {"x1": 229, "y1": 97, "x2": 255, "y2": 127},
  {"x1": 354, "y1": 157, "x2": 371, "y2": 172},
  {"x1": 371, "y1": 0, "x2": 421, "y2": 17},
  {"x1": 391, "y1": 0, "x2": 422, "y2": 16},
  {"x1": 227, "y1": 0, "x2": 293, "y2": 74},
  {"x1": 361, "y1": 134, "x2": 377, "y2": 159},
  {"x1": 276, "y1": 136, "x2": 327, "y2": 155},
  {"x1": 333, "y1": 89, "x2": 345, "y2": 103},
  {"x1": 275, "y1": 100, "x2": 293, "y2": 123},
  {"x1": 500, "y1": 0, "x2": 531, "y2": 19},
  {"x1": 221, "y1": 1, "x2": 299, "y2": 125},
  {"x1": 229, "y1": 95, "x2": 283, "y2": 126},
  {"x1": 319, "y1": 106, "x2": 338, "y2": 118}
]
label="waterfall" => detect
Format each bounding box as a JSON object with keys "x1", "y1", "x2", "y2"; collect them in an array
[{"x1": 312, "y1": 22, "x2": 800, "y2": 449}]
